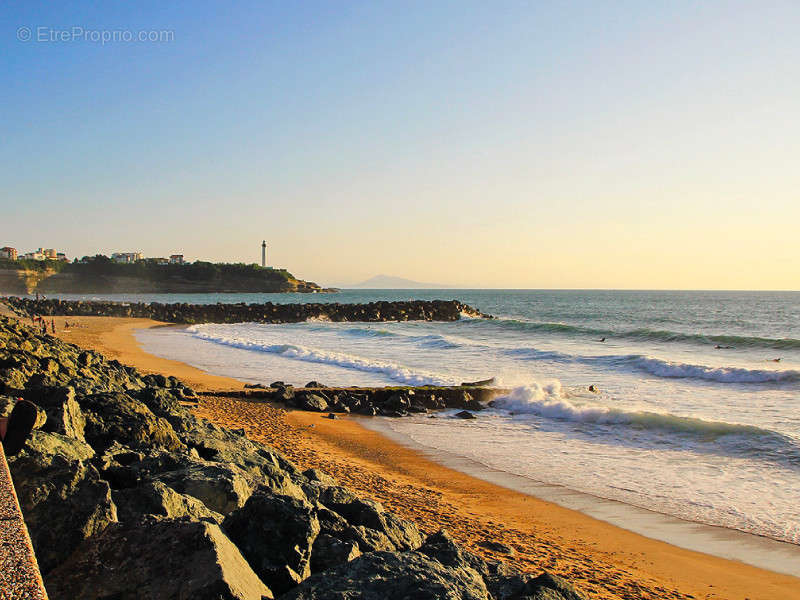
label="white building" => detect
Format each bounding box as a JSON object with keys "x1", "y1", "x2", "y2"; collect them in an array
[
  {"x1": 169, "y1": 254, "x2": 184, "y2": 265},
  {"x1": 112, "y1": 252, "x2": 144, "y2": 264}
]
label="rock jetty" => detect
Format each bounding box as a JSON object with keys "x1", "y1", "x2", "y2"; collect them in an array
[
  {"x1": 5, "y1": 297, "x2": 492, "y2": 324},
  {"x1": 0, "y1": 315, "x2": 585, "y2": 599},
  {"x1": 222, "y1": 383, "x2": 500, "y2": 417}
]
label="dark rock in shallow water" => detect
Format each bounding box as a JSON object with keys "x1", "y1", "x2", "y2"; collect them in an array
[
  {"x1": 305, "y1": 380, "x2": 325, "y2": 388},
  {"x1": 46, "y1": 517, "x2": 273, "y2": 600},
  {"x1": 455, "y1": 410, "x2": 478, "y2": 419},
  {"x1": 223, "y1": 488, "x2": 320, "y2": 595}
]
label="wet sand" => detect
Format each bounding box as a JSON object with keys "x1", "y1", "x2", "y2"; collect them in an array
[{"x1": 47, "y1": 315, "x2": 800, "y2": 600}]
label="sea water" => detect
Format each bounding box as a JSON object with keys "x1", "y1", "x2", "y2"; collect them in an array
[{"x1": 120, "y1": 290, "x2": 800, "y2": 547}]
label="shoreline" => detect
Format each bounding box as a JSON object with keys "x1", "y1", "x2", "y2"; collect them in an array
[
  {"x1": 45, "y1": 314, "x2": 800, "y2": 600},
  {"x1": 365, "y1": 417, "x2": 800, "y2": 576}
]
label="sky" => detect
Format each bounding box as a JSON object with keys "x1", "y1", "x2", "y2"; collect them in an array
[{"x1": 1, "y1": 1, "x2": 798, "y2": 290}]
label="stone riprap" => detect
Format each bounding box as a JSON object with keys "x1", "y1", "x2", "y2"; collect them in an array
[
  {"x1": 5, "y1": 297, "x2": 492, "y2": 324},
  {"x1": 223, "y1": 384, "x2": 504, "y2": 418},
  {"x1": 0, "y1": 315, "x2": 585, "y2": 600}
]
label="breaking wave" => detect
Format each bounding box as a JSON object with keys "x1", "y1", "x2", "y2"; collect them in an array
[
  {"x1": 493, "y1": 385, "x2": 796, "y2": 444},
  {"x1": 187, "y1": 326, "x2": 449, "y2": 386}
]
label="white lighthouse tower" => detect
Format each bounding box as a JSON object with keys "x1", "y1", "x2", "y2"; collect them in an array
[{"x1": 261, "y1": 240, "x2": 267, "y2": 268}]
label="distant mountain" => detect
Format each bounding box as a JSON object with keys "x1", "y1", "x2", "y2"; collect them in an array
[{"x1": 346, "y1": 274, "x2": 453, "y2": 289}]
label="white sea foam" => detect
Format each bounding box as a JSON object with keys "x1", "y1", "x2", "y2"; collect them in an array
[
  {"x1": 492, "y1": 385, "x2": 788, "y2": 440},
  {"x1": 187, "y1": 325, "x2": 449, "y2": 386},
  {"x1": 625, "y1": 356, "x2": 799, "y2": 384}
]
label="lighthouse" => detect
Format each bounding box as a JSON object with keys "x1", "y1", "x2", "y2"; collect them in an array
[{"x1": 261, "y1": 240, "x2": 267, "y2": 268}]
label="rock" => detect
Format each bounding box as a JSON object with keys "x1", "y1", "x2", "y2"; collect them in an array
[
  {"x1": 155, "y1": 461, "x2": 254, "y2": 515},
  {"x1": 112, "y1": 480, "x2": 224, "y2": 524},
  {"x1": 8, "y1": 453, "x2": 117, "y2": 574},
  {"x1": 455, "y1": 410, "x2": 477, "y2": 419},
  {"x1": 273, "y1": 385, "x2": 295, "y2": 403},
  {"x1": 459, "y1": 391, "x2": 484, "y2": 411},
  {"x1": 303, "y1": 468, "x2": 336, "y2": 485},
  {"x1": 22, "y1": 385, "x2": 86, "y2": 441},
  {"x1": 244, "y1": 383, "x2": 267, "y2": 389},
  {"x1": 420, "y1": 530, "x2": 510, "y2": 579},
  {"x1": 477, "y1": 539, "x2": 515, "y2": 555},
  {"x1": 79, "y1": 391, "x2": 184, "y2": 453},
  {"x1": 305, "y1": 381, "x2": 324, "y2": 388},
  {"x1": 383, "y1": 393, "x2": 410, "y2": 412},
  {"x1": 223, "y1": 488, "x2": 320, "y2": 595},
  {"x1": 310, "y1": 533, "x2": 361, "y2": 573},
  {"x1": 296, "y1": 393, "x2": 329, "y2": 412},
  {"x1": 486, "y1": 571, "x2": 586, "y2": 600},
  {"x1": 280, "y1": 550, "x2": 490, "y2": 600},
  {"x1": 317, "y1": 486, "x2": 423, "y2": 551},
  {"x1": 326, "y1": 413, "x2": 337, "y2": 419},
  {"x1": 22, "y1": 430, "x2": 95, "y2": 461},
  {"x1": 46, "y1": 517, "x2": 273, "y2": 600},
  {"x1": 269, "y1": 381, "x2": 285, "y2": 388}
]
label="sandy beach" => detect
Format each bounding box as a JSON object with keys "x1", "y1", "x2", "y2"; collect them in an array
[{"x1": 45, "y1": 314, "x2": 800, "y2": 600}]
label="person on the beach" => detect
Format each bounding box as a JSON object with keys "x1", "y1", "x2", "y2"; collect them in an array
[{"x1": 0, "y1": 399, "x2": 38, "y2": 456}]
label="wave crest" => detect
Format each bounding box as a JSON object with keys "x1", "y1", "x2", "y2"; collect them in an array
[{"x1": 187, "y1": 326, "x2": 449, "y2": 386}]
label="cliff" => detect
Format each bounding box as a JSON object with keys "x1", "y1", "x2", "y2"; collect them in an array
[{"x1": 0, "y1": 258, "x2": 333, "y2": 294}]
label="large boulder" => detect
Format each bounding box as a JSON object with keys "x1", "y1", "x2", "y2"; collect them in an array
[
  {"x1": 485, "y1": 572, "x2": 586, "y2": 600},
  {"x1": 279, "y1": 550, "x2": 490, "y2": 600},
  {"x1": 317, "y1": 486, "x2": 423, "y2": 551},
  {"x1": 223, "y1": 488, "x2": 320, "y2": 595},
  {"x1": 46, "y1": 517, "x2": 273, "y2": 600},
  {"x1": 8, "y1": 452, "x2": 116, "y2": 574},
  {"x1": 112, "y1": 480, "x2": 224, "y2": 524},
  {"x1": 155, "y1": 461, "x2": 253, "y2": 515},
  {"x1": 79, "y1": 391, "x2": 184, "y2": 452},
  {"x1": 22, "y1": 385, "x2": 86, "y2": 441},
  {"x1": 310, "y1": 533, "x2": 361, "y2": 573}
]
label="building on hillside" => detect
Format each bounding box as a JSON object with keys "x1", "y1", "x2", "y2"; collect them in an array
[
  {"x1": 42, "y1": 248, "x2": 57, "y2": 259},
  {"x1": 0, "y1": 247, "x2": 18, "y2": 260},
  {"x1": 111, "y1": 252, "x2": 144, "y2": 263},
  {"x1": 56, "y1": 252, "x2": 69, "y2": 262},
  {"x1": 169, "y1": 254, "x2": 184, "y2": 265},
  {"x1": 149, "y1": 257, "x2": 169, "y2": 265},
  {"x1": 22, "y1": 251, "x2": 46, "y2": 261}
]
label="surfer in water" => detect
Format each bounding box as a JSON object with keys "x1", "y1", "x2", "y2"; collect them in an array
[{"x1": 599, "y1": 337, "x2": 606, "y2": 342}]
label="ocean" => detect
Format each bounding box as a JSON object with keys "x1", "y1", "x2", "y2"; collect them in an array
[{"x1": 80, "y1": 289, "x2": 798, "y2": 549}]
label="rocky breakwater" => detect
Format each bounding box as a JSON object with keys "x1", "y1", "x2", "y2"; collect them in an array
[
  {"x1": 233, "y1": 382, "x2": 503, "y2": 418},
  {"x1": 0, "y1": 315, "x2": 586, "y2": 600},
  {"x1": 5, "y1": 297, "x2": 492, "y2": 324}
]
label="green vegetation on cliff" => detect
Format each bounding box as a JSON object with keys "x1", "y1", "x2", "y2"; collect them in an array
[{"x1": 0, "y1": 256, "x2": 332, "y2": 294}]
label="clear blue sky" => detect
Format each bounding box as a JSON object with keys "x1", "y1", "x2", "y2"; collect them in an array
[{"x1": 2, "y1": 1, "x2": 799, "y2": 288}]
